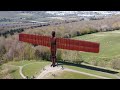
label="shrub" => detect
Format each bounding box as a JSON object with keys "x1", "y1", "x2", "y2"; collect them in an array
[
  {"x1": 22, "y1": 43, "x2": 36, "y2": 60},
  {"x1": 97, "y1": 60, "x2": 107, "y2": 67},
  {"x1": 34, "y1": 46, "x2": 50, "y2": 61},
  {"x1": 112, "y1": 59, "x2": 120, "y2": 70},
  {"x1": 56, "y1": 50, "x2": 62, "y2": 61},
  {"x1": 61, "y1": 50, "x2": 83, "y2": 64},
  {"x1": 63, "y1": 33, "x2": 70, "y2": 38},
  {"x1": 34, "y1": 49, "x2": 42, "y2": 60},
  {"x1": 0, "y1": 45, "x2": 6, "y2": 57},
  {"x1": 70, "y1": 31, "x2": 78, "y2": 37},
  {"x1": 76, "y1": 31, "x2": 81, "y2": 36}
]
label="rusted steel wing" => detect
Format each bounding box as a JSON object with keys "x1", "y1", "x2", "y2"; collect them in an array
[{"x1": 19, "y1": 33, "x2": 100, "y2": 53}]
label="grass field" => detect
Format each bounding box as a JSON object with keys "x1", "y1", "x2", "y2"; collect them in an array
[
  {"x1": 0, "y1": 60, "x2": 119, "y2": 79},
  {"x1": 10, "y1": 67, "x2": 22, "y2": 79},
  {"x1": 42, "y1": 71, "x2": 99, "y2": 79},
  {"x1": 70, "y1": 30, "x2": 120, "y2": 68},
  {"x1": 0, "y1": 63, "x2": 22, "y2": 79},
  {"x1": 0, "y1": 60, "x2": 50, "y2": 79},
  {"x1": 63, "y1": 64, "x2": 118, "y2": 79},
  {"x1": 7, "y1": 60, "x2": 37, "y2": 66},
  {"x1": 22, "y1": 61, "x2": 50, "y2": 78},
  {"x1": 74, "y1": 30, "x2": 120, "y2": 59}
]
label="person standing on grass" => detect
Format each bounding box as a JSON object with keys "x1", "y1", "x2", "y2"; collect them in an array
[{"x1": 26, "y1": 76, "x2": 29, "y2": 79}]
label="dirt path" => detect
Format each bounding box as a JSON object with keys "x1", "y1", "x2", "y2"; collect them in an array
[
  {"x1": 19, "y1": 66, "x2": 26, "y2": 79},
  {"x1": 4, "y1": 62, "x2": 39, "y2": 79},
  {"x1": 3, "y1": 64, "x2": 26, "y2": 79}
]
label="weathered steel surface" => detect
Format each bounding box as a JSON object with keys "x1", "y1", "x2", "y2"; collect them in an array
[
  {"x1": 19, "y1": 33, "x2": 100, "y2": 53},
  {"x1": 19, "y1": 33, "x2": 51, "y2": 47}
]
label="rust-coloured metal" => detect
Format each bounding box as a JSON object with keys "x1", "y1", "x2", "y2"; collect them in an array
[
  {"x1": 19, "y1": 32, "x2": 100, "y2": 66},
  {"x1": 19, "y1": 33, "x2": 100, "y2": 53}
]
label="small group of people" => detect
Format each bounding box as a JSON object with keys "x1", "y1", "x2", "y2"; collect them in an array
[
  {"x1": 61, "y1": 66, "x2": 64, "y2": 70},
  {"x1": 43, "y1": 67, "x2": 46, "y2": 71},
  {"x1": 52, "y1": 74, "x2": 56, "y2": 77},
  {"x1": 26, "y1": 75, "x2": 35, "y2": 79}
]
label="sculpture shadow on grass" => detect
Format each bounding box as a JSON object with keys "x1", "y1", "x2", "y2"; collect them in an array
[{"x1": 57, "y1": 60, "x2": 119, "y2": 74}]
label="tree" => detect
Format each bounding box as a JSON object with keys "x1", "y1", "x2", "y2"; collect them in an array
[{"x1": 0, "y1": 45, "x2": 6, "y2": 58}]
